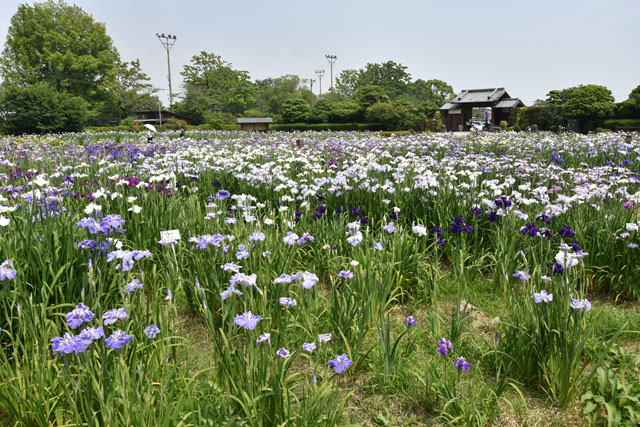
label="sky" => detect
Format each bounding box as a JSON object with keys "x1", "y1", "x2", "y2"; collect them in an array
[{"x1": 1, "y1": 0, "x2": 639, "y2": 106}]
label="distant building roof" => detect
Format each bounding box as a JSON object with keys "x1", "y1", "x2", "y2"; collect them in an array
[
  {"x1": 440, "y1": 102, "x2": 462, "y2": 110},
  {"x1": 451, "y1": 88, "x2": 508, "y2": 104},
  {"x1": 493, "y1": 98, "x2": 525, "y2": 108},
  {"x1": 237, "y1": 117, "x2": 273, "y2": 124}
]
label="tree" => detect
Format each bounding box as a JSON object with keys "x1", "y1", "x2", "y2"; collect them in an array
[
  {"x1": 107, "y1": 59, "x2": 160, "y2": 122},
  {"x1": 365, "y1": 100, "x2": 411, "y2": 130},
  {"x1": 1, "y1": 0, "x2": 119, "y2": 109},
  {"x1": 563, "y1": 85, "x2": 615, "y2": 122},
  {"x1": 0, "y1": 82, "x2": 88, "y2": 134},
  {"x1": 358, "y1": 61, "x2": 412, "y2": 99},
  {"x1": 334, "y1": 69, "x2": 360, "y2": 97},
  {"x1": 405, "y1": 79, "x2": 454, "y2": 107},
  {"x1": 180, "y1": 51, "x2": 257, "y2": 116},
  {"x1": 280, "y1": 98, "x2": 310, "y2": 123},
  {"x1": 309, "y1": 99, "x2": 332, "y2": 123},
  {"x1": 356, "y1": 85, "x2": 390, "y2": 111},
  {"x1": 253, "y1": 74, "x2": 308, "y2": 117},
  {"x1": 545, "y1": 88, "x2": 577, "y2": 105},
  {"x1": 329, "y1": 100, "x2": 360, "y2": 122},
  {"x1": 617, "y1": 85, "x2": 640, "y2": 118}
]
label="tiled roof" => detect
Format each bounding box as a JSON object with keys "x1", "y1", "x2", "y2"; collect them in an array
[
  {"x1": 237, "y1": 117, "x2": 273, "y2": 124},
  {"x1": 451, "y1": 88, "x2": 508, "y2": 104},
  {"x1": 493, "y1": 98, "x2": 525, "y2": 108},
  {"x1": 440, "y1": 102, "x2": 462, "y2": 110}
]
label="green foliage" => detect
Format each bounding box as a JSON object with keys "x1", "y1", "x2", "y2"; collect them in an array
[
  {"x1": 336, "y1": 61, "x2": 411, "y2": 99},
  {"x1": 582, "y1": 350, "x2": 640, "y2": 427},
  {"x1": 616, "y1": 85, "x2": 640, "y2": 119},
  {"x1": 1, "y1": 0, "x2": 119, "y2": 109},
  {"x1": 356, "y1": 85, "x2": 390, "y2": 111},
  {"x1": 280, "y1": 98, "x2": 310, "y2": 123},
  {"x1": 499, "y1": 120, "x2": 508, "y2": 130},
  {"x1": 253, "y1": 74, "x2": 309, "y2": 118},
  {"x1": 0, "y1": 82, "x2": 89, "y2": 134},
  {"x1": 271, "y1": 122, "x2": 385, "y2": 131},
  {"x1": 604, "y1": 118, "x2": 640, "y2": 129},
  {"x1": 563, "y1": 85, "x2": 616, "y2": 122},
  {"x1": 106, "y1": 59, "x2": 160, "y2": 122},
  {"x1": 179, "y1": 51, "x2": 257, "y2": 117},
  {"x1": 365, "y1": 101, "x2": 411, "y2": 130},
  {"x1": 402, "y1": 79, "x2": 454, "y2": 108},
  {"x1": 329, "y1": 100, "x2": 360, "y2": 122},
  {"x1": 309, "y1": 99, "x2": 333, "y2": 123}
]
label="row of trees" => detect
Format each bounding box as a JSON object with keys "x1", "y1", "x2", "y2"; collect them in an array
[
  {"x1": 0, "y1": 1, "x2": 160, "y2": 134},
  {"x1": 0, "y1": 1, "x2": 638, "y2": 134}
]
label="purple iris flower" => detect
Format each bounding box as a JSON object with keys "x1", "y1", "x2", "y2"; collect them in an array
[
  {"x1": 234, "y1": 312, "x2": 261, "y2": 330},
  {"x1": 279, "y1": 297, "x2": 297, "y2": 307},
  {"x1": 276, "y1": 348, "x2": 290, "y2": 359},
  {"x1": 144, "y1": 325, "x2": 161, "y2": 339},
  {"x1": 66, "y1": 303, "x2": 95, "y2": 329},
  {"x1": 328, "y1": 354, "x2": 353, "y2": 374},
  {"x1": 520, "y1": 223, "x2": 539, "y2": 237},
  {"x1": 437, "y1": 337, "x2": 453, "y2": 356},
  {"x1": 558, "y1": 225, "x2": 576, "y2": 238},
  {"x1": 404, "y1": 315, "x2": 417, "y2": 327},
  {"x1": 0, "y1": 260, "x2": 17, "y2": 280},
  {"x1": 216, "y1": 190, "x2": 231, "y2": 200},
  {"x1": 126, "y1": 279, "x2": 143, "y2": 293},
  {"x1": 105, "y1": 330, "x2": 133, "y2": 350},
  {"x1": 337, "y1": 270, "x2": 354, "y2": 279},
  {"x1": 297, "y1": 232, "x2": 314, "y2": 245},
  {"x1": 102, "y1": 308, "x2": 129, "y2": 326},
  {"x1": 570, "y1": 298, "x2": 591, "y2": 312},
  {"x1": 454, "y1": 356, "x2": 471, "y2": 372}
]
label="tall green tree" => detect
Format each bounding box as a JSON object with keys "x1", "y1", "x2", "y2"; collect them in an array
[
  {"x1": 0, "y1": 82, "x2": 89, "y2": 134},
  {"x1": 1, "y1": 0, "x2": 120, "y2": 109},
  {"x1": 253, "y1": 74, "x2": 309, "y2": 117},
  {"x1": 106, "y1": 59, "x2": 160, "y2": 122},
  {"x1": 178, "y1": 51, "x2": 257, "y2": 117},
  {"x1": 404, "y1": 79, "x2": 454, "y2": 108},
  {"x1": 356, "y1": 85, "x2": 390, "y2": 110},
  {"x1": 335, "y1": 61, "x2": 411, "y2": 99},
  {"x1": 617, "y1": 85, "x2": 640, "y2": 118},
  {"x1": 280, "y1": 98, "x2": 310, "y2": 123},
  {"x1": 563, "y1": 84, "x2": 615, "y2": 122}
]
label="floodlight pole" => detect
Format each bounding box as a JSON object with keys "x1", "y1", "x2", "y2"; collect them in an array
[
  {"x1": 156, "y1": 33, "x2": 177, "y2": 112},
  {"x1": 315, "y1": 69, "x2": 325, "y2": 95},
  {"x1": 309, "y1": 78, "x2": 316, "y2": 107},
  {"x1": 325, "y1": 54, "x2": 337, "y2": 91}
]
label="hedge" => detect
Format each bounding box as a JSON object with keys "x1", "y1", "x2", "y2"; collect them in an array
[
  {"x1": 271, "y1": 122, "x2": 385, "y2": 131},
  {"x1": 603, "y1": 118, "x2": 640, "y2": 130}
]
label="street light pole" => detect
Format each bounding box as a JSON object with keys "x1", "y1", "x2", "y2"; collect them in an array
[
  {"x1": 324, "y1": 54, "x2": 337, "y2": 91},
  {"x1": 315, "y1": 69, "x2": 325, "y2": 96},
  {"x1": 309, "y1": 78, "x2": 316, "y2": 108},
  {"x1": 155, "y1": 32, "x2": 177, "y2": 112}
]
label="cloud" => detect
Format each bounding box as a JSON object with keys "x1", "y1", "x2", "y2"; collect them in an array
[{"x1": 279, "y1": 47, "x2": 290, "y2": 56}]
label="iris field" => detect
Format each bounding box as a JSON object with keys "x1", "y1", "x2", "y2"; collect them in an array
[{"x1": 1, "y1": 130, "x2": 640, "y2": 425}]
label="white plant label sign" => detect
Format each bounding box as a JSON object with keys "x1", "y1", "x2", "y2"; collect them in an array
[{"x1": 160, "y1": 229, "x2": 181, "y2": 241}]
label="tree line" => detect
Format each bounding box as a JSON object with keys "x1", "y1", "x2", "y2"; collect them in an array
[{"x1": 0, "y1": 0, "x2": 638, "y2": 134}]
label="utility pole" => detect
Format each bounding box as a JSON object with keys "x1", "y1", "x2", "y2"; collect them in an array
[
  {"x1": 309, "y1": 78, "x2": 316, "y2": 108},
  {"x1": 325, "y1": 54, "x2": 337, "y2": 91},
  {"x1": 155, "y1": 32, "x2": 177, "y2": 112},
  {"x1": 315, "y1": 69, "x2": 325, "y2": 96}
]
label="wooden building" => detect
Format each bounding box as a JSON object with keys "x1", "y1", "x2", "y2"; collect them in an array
[
  {"x1": 440, "y1": 88, "x2": 524, "y2": 131},
  {"x1": 237, "y1": 117, "x2": 273, "y2": 132},
  {"x1": 135, "y1": 110, "x2": 193, "y2": 125}
]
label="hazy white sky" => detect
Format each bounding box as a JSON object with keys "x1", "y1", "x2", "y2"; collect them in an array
[{"x1": 1, "y1": 0, "x2": 639, "y2": 106}]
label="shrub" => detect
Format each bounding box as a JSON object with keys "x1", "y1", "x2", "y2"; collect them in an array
[
  {"x1": 280, "y1": 98, "x2": 311, "y2": 123},
  {"x1": 0, "y1": 83, "x2": 89, "y2": 134}
]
